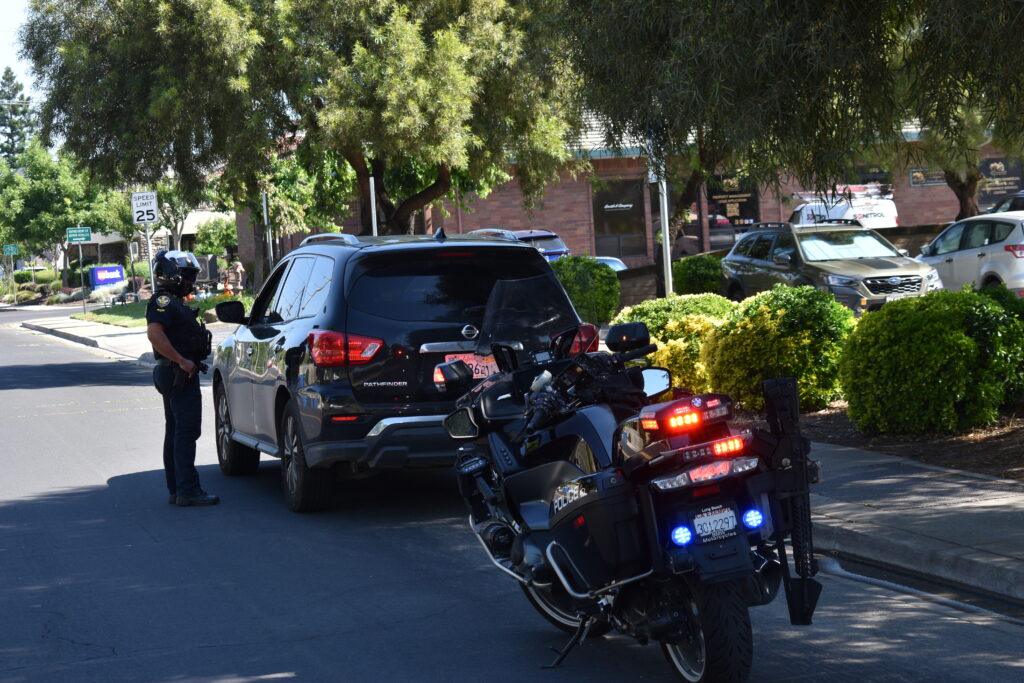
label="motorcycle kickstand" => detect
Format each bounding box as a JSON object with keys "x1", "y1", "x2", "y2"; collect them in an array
[{"x1": 542, "y1": 616, "x2": 594, "y2": 669}]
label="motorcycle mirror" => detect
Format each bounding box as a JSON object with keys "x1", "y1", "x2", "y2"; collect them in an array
[
  {"x1": 551, "y1": 325, "x2": 579, "y2": 359},
  {"x1": 434, "y1": 359, "x2": 474, "y2": 394},
  {"x1": 443, "y1": 407, "x2": 479, "y2": 439},
  {"x1": 605, "y1": 322, "x2": 651, "y2": 353},
  {"x1": 641, "y1": 367, "x2": 671, "y2": 398}
]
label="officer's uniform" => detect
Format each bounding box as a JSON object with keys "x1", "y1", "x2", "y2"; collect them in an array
[{"x1": 147, "y1": 289, "x2": 209, "y2": 500}]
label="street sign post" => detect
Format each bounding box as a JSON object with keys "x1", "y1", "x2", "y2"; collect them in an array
[
  {"x1": 66, "y1": 226, "x2": 93, "y2": 314},
  {"x1": 130, "y1": 191, "x2": 158, "y2": 292}
]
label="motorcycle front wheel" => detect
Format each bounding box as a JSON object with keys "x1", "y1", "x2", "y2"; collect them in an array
[
  {"x1": 661, "y1": 582, "x2": 752, "y2": 682},
  {"x1": 520, "y1": 581, "x2": 611, "y2": 638}
]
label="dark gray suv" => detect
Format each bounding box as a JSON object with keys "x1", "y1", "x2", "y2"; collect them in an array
[{"x1": 212, "y1": 232, "x2": 583, "y2": 511}]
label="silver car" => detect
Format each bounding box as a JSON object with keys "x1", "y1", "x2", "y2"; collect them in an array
[{"x1": 917, "y1": 212, "x2": 1024, "y2": 293}]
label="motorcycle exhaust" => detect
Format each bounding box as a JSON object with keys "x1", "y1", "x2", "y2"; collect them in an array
[{"x1": 746, "y1": 550, "x2": 783, "y2": 606}]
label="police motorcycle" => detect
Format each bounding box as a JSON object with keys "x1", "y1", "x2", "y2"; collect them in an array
[{"x1": 435, "y1": 274, "x2": 821, "y2": 682}]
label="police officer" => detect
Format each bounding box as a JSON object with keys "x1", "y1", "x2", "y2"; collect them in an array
[{"x1": 146, "y1": 249, "x2": 218, "y2": 507}]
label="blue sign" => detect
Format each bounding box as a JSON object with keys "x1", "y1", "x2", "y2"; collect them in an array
[{"x1": 89, "y1": 265, "x2": 125, "y2": 287}]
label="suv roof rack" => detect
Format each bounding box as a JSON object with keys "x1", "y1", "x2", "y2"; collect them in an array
[
  {"x1": 299, "y1": 233, "x2": 361, "y2": 247},
  {"x1": 751, "y1": 222, "x2": 791, "y2": 230}
]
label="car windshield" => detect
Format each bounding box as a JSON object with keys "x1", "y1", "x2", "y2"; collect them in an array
[
  {"x1": 522, "y1": 235, "x2": 568, "y2": 251},
  {"x1": 476, "y1": 273, "x2": 579, "y2": 359},
  {"x1": 797, "y1": 230, "x2": 899, "y2": 261}
]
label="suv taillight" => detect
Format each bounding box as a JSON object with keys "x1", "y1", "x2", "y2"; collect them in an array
[
  {"x1": 308, "y1": 331, "x2": 383, "y2": 367},
  {"x1": 570, "y1": 323, "x2": 600, "y2": 354},
  {"x1": 1004, "y1": 244, "x2": 1024, "y2": 258}
]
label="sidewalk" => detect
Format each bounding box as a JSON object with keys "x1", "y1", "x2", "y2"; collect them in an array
[{"x1": 15, "y1": 312, "x2": 1024, "y2": 603}]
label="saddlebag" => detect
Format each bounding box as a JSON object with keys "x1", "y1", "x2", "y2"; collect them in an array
[{"x1": 548, "y1": 470, "x2": 649, "y2": 592}]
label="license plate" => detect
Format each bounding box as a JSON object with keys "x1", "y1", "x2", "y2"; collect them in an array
[
  {"x1": 445, "y1": 353, "x2": 498, "y2": 379},
  {"x1": 885, "y1": 292, "x2": 916, "y2": 303},
  {"x1": 693, "y1": 506, "x2": 737, "y2": 539}
]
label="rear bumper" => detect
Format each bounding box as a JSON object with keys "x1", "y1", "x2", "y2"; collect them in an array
[{"x1": 303, "y1": 414, "x2": 457, "y2": 470}]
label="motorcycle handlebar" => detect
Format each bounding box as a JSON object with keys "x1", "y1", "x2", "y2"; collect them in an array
[{"x1": 616, "y1": 343, "x2": 657, "y2": 364}]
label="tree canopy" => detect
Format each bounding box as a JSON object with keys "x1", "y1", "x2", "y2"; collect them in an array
[{"x1": 0, "y1": 67, "x2": 38, "y2": 164}]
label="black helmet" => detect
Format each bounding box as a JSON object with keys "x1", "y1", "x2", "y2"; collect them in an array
[{"x1": 153, "y1": 249, "x2": 201, "y2": 296}]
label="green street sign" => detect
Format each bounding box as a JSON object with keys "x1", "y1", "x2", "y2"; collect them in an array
[
  {"x1": 67, "y1": 227, "x2": 92, "y2": 243},
  {"x1": 2, "y1": 244, "x2": 17, "y2": 255}
]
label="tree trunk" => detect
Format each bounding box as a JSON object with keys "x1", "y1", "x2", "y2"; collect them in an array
[
  {"x1": 944, "y1": 168, "x2": 982, "y2": 220},
  {"x1": 345, "y1": 151, "x2": 452, "y2": 235}
]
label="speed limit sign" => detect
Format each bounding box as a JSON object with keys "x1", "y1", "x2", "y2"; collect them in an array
[{"x1": 131, "y1": 191, "x2": 158, "y2": 224}]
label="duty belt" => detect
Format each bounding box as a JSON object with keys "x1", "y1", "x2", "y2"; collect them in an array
[{"x1": 155, "y1": 359, "x2": 176, "y2": 367}]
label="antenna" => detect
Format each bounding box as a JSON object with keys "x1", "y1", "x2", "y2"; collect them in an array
[{"x1": 434, "y1": 227, "x2": 447, "y2": 241}]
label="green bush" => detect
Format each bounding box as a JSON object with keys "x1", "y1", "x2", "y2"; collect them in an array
[
  {"x1": 672, "y1": 254, "x2": 722, "y2": 295},
  {"x1": 840, "y1": 289, "x2": 1024, "y2": 434},
  {"x1": 18, "y1": 282, "x2": 39, "y2": 293},
  {"x1": 977, "y1": 283, "x2": 1024, "y2": 321},
  {"x1": 702, "y1": 285, "x2": 855, "y2": 411},
  {"x1": 649, "y1": 314, "x2": 726, "y2": 392},
  {"x1": 13, "y1": 270, "x2": 36, "y2": 284},
  {"x1": 612, "y1": 293, "x2": 736, "y2": 342},
  {"x1": 15, "y1": 290, "x2": 36, "y2": 303},
  {"x1": 551, "y1": 256, "x2": 620, "y2": 324}
]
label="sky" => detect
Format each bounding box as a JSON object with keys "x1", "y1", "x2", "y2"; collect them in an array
[{"x1": 0, "y1": 0, "x2": 37, "y2": 99}]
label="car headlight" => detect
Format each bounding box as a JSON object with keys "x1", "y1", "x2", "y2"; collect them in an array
[
  {"x1": 925, "y1": 268, "x2": 943, "y2": 289},
  {"x1": 823, "y1": 273, "x2": 859, "y2": 288}
]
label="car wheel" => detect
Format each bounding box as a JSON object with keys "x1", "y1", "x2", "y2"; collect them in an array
[
  {"x1": 279, "y1": 404, "x2": 332, "y2": 513},
  {"x1": 981, "y1": 276, "x2": 1003, "y2": 289},
  {"x1": 727, "y1": 282, "x2": 745, "y2": 302},
  {"x1": 214, "y1": 383, "x2": 260, "y2": 476}
]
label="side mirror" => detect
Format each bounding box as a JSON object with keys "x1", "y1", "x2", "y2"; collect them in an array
[
  {"x1": 898, "y1": 248, "x2": 910, "y2": 257},
  {"x1": 919, "y1": 243, "x2": 932, "y2": 257},
  {"x1": 605, "y1": 322, "x2": 651, "y2": 353},
  {"x1": 443, "y1": 407, "x2": 479, "y2": 439},
  {"x1": 641, "y1": 367, "x2": 672, "y2": 399},
  {"x1": 772, "y1": 253, "x2": 792, "y2": 266},
  {"x1": 215, "y1": 300, "x2": 247, "y2": 324},
  {"x1": 434, "y1": 359, "x2": 474, "y2": 394}
]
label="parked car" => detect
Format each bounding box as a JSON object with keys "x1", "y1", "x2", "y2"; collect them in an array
[
  {"x1": 721, "y1": 222, "x2": 942, "y2": 313},
  {"x1": 788, "y1": 196, "x2": 899, "y2": 230},
  {"x1": 211, "y1": 231, "x2": 592, "y2": 512},
  {"x1": 676, "y1": 215, "x2": 751, "y2": 256},
  {"x1": 595, "y1": 256, "x2": 628, "y2": 272},
  {"x1": 512, "y1": 229, "x2": 571, "y2": 261},
  {"x1": 916, "y1": 211, "x2": 1024, "y2": 293},
  {"x1": 985, "y1": 191, "x2": 1024, "y2": 214},
  {"x1": 467, "y1": 227, "x2": 520, "y2": 241}
]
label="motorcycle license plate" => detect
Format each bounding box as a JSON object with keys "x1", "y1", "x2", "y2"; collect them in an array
[
  {"x1": 445, "y1": 353, "x2": 498, "y2": 379},
  {"x1": 693, "y1": 506, "x2": 737, "y2": 539}
]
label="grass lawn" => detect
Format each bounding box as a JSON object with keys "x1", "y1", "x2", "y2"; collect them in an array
[
  {"x1": 69, "y1": 293, "x2": 255, "y2": 327},
  {"x1": 71, "y1": 301, "x2": 148, "y2": 327}
]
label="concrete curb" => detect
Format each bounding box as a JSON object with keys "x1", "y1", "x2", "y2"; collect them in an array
[
  {"x1": 21, "y1": 320, "x2": 156, "y2": 368},
  {"x1": 813, "y1": 513, "x2": 1024, "y2": 601},
  {"x1": 22, "y1": 320, "x2": 101, "y2": 348}
]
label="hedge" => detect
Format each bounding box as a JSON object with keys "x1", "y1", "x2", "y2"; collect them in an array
[
  {"x1": 701, "y1": 285, "x2": 854, "y2": 411},
  {"x1": 840, "y1": 289, "x2": 1024, "y2": 434},
  {"x1": 551, "y1": 256, "x2": 620, "y2": 324},
  {"x1": 672, "y1": 254, "x2": 722, "y2": 295},
  {"x1": 612, "y1": 293, "x2": 736, "y2": 342}
]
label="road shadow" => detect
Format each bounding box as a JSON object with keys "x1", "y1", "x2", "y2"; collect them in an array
[{"x1": 0, "y1": 361, "x2": 153, "y2": 390}]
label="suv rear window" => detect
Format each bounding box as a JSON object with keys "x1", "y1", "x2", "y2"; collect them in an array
[
  {"x1": 349, "y1": 249, "x2": 550, "y2": 322},
  {"x1": 522, "y1": 235, "x2": 568, "y2": 251}
]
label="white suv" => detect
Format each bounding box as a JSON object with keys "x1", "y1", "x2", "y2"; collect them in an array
[{"x1": 917, "y1": 212, "x2": 1024, "y2": 293}]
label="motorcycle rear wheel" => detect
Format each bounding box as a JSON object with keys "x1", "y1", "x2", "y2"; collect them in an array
[
  {"x1": 520, "y1": 582, "x2": 611, "y2": 638},
  {"x1": 661, "y1": 582, "x2": 752, "y2": 682}
]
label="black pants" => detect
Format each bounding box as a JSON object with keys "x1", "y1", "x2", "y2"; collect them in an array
[{"x1": 153, "y1": 364, "x2": 203, "y2": 496}]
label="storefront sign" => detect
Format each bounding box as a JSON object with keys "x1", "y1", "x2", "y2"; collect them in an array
[
  {"x1": 909, "y1": 168, "x2": 946, "y2": 187},
  {"x1": 978, "y1": 157, "x2": 1023, "y2": 210},
  {"x1": 707, "y1": 175, "x2": 760, "y2": 225},
  {"x1": 89, "y1": 265, "x2": 125, "y2": 287}
]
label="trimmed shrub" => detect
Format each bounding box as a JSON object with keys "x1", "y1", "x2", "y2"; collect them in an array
[
  {"x1": 672, "y1": 254, "x2": 722, "y2": 295},
  {"x1": 649, "y1": 314, "x2": 726, "y2": 392},
  {"x1": 977, "y1": 283, "x2": 1024, "y2": 321},
  {"x1": 1, "y1": 294, "x2": 14, "y2": 304},
  {"x1": 840, "y1": 289, "x2": 1024, "y2": 434},
  {"x1": 612, "y1": 293, "x2": 736, "y2": 342},
  {"x1": 551, "y1": 256, "x2": 620, "y2": 324},
  {"x1": 13, "y1": 271, "x2": 36, "y2": 284},
  {"x1": 15, "y1": 290, "x2": 36, "y2": 303},
  {"x1": 702, "y1": 285, "x2": 855, "y2": 411}
]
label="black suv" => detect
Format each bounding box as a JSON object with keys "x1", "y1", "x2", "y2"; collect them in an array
[{"x1": 212, "y1": 232, "x2": 582, "y2": 511}]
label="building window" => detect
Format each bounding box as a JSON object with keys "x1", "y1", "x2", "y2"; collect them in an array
[{"x1": 593, "y1": 179, "x2": 647, "y2": 258}]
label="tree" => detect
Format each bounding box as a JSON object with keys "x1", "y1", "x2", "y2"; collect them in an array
[
  {"x1": 194, "y1": 217, "x2": 237, "y2": 257},
  {"x1": 279, "y1": 0, "x2": 581, "y2": 234},
  {"x1": 154, "y1": 176, "x2": 209, "y2": 251},
  {"x1": 0, "y1": 141, "x2": 127, "y2": 285},
  {"x1": 0, "y1": 67, "x2": 37, "y2": 164}
]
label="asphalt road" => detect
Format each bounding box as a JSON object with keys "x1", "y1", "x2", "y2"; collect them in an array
[{"x1": 2, "y1": 306, "x2": 1023, "y2": 682}]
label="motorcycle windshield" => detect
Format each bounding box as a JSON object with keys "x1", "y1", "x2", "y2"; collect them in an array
[{"x1": 476, "y1": 273, "x2": 579, "y2": 359}]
